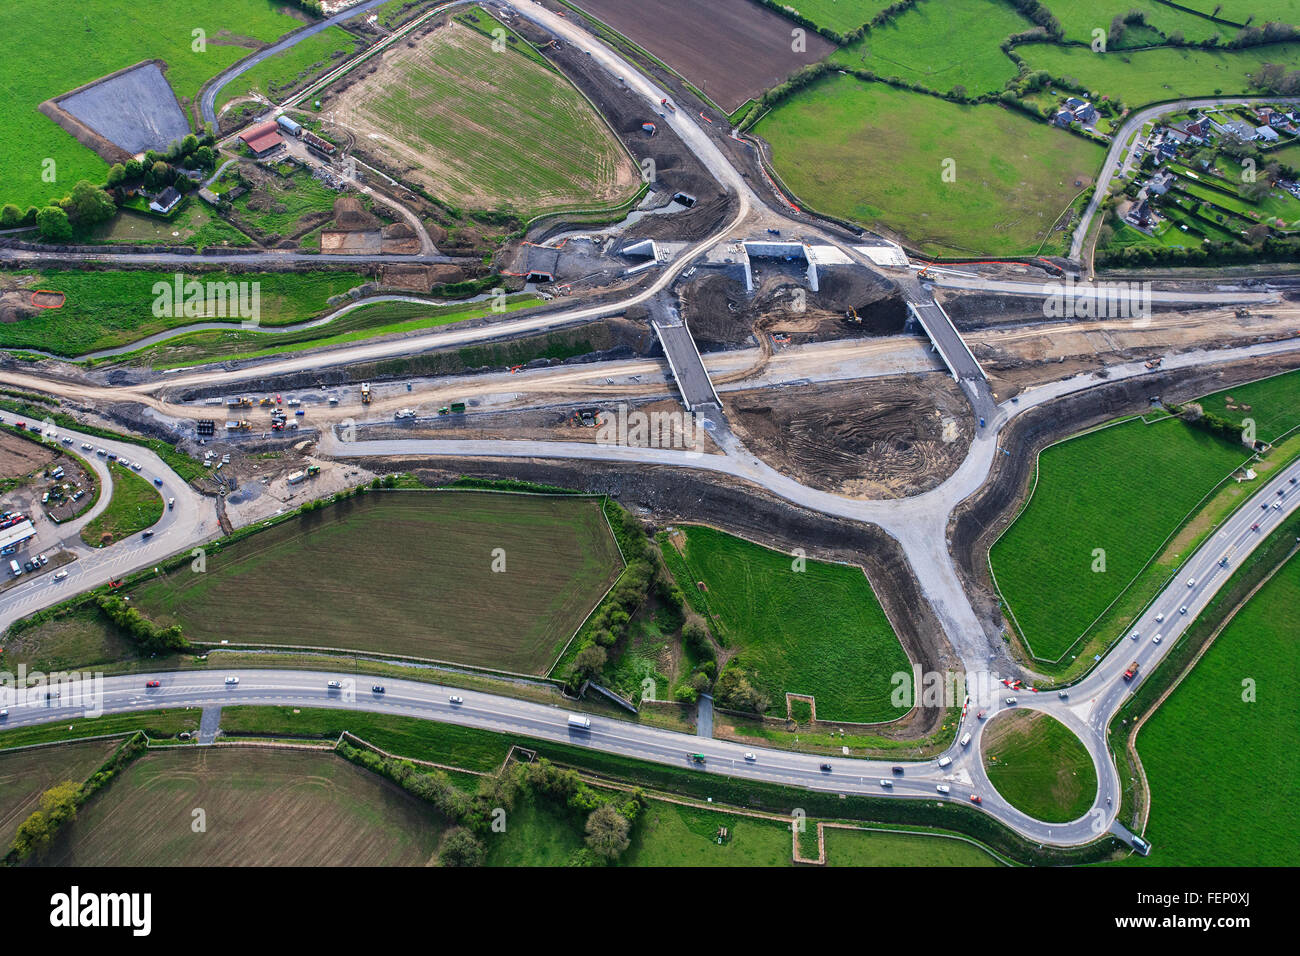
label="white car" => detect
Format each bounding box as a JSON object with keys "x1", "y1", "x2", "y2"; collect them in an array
[
  {"x1": 327, "y1": 680, "x2": 342, "y2": 689},
  {"x1": 224, "y1": 676, "x2": 239, "y2": 685},
  {"x1": 1005, "y1": 697, "x2": 1017, "y2": 705},
  {"x1": 879, "y1": 779, "x2": 893, "y2": 788},
  {"x1": 743, "y1": 752, "x2": 756, "y2": 762},
  {"x1": 449, "y1": 695, "x2": 464, "y2": 705},
  {"x1": 1155, "y1": 613, "x2": 1165, "y2": 623},
  {"x1": 52, "y1": 570, "x2": 68, "y2": 581},
  {"x1": 1179, "y1": 606, "x2": 1188, "y2": 615},
  {"x1": 1153, "y1": 634, "x2": 1162, "y2": 645},
  {"x1": 1187, "y1": 578, "x2": 1196, "y2": 588},
  {"x1": 0, "y1": 709, "x2": 7, "y2": 719},
  {"x1": 936, "y1": 784, "x2": 950, "y2": 794},
  {"x1": 131, "y1": 462, "x2": 142, "y2": 471},
  {"x1": 81, "y1": 443, "x2": 93, "y2": 450},
  {"x1": 1130, "y1": 630, "x2": 1140, "y2": 640}
]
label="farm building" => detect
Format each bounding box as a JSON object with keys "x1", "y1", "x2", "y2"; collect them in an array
[
  {"x1": 149, "y1": 186, "x2": 182, "y2": 215},
  {"x1": 240, "y1": 121, "x2": 284, "y2": 157},
  {"x1": 277, "y1": 114, "x2": 303, "y2": 137}
]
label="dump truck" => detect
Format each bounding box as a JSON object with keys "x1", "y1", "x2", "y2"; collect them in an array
[
  {"x1": 225, "y1": 420, "x2": 251, "y2": 431},
  {"x1": 225, "y1": 396, "x2": 252, "y2": 407},
  {"x1": 361, "y1": 383, "x2": 372, "y2": 404},
  {"x1": 1123, "y1": 661, "x2": 1139, "y2": 681}
]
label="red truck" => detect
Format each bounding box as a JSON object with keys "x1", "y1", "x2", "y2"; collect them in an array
[{"x1": 1123, "y1": 661, "x2": 1139, "y2": 681}]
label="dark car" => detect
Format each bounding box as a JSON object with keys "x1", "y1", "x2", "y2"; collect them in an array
[
  {"x1": 372, "y1": 685, "x2": 385, "y2": 694},
  {"x1": 891, "y1": 766, "x2": 904, "y2": 775},
  {"x1": 141, "y1": 530, "x2": 154, "y2": 539},
  {"x1": 820, "y1": 763, "x2": 832, "y2": 773}
]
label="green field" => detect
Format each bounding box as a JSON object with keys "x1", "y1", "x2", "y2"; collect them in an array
[
  {"x1": 781, "y1": 0, "x2": 894, "y2": 34},
  {"x1": 40, "y1": 748, "x2": 450, "y2": 866},
  {"x1": 0, "y1": 0, "x2": 308, "y2": 209},
  {"x1": 832, "y1": 0, "x2": 1030, "y2": 95},
  {"x1": 333, "y1": 11, "x2": 637, "y2": 217},
  {"x1": 81, "y1": 202, "x2": 252, "y2": 251},
  {"x1": 138, "y1": 293, "x2": 540, "y2": 369},
  {"x1": 1019, "y1": 42, "x2": 1300, "y2": 109},
  {"x1": 223, "y1": 168, "x2": 344, "y2": 240},
  {"x1": 826, "y1": 826, "x2": 1000, "y2": 866},
  {"x1": 991, "y1": 415, "x2": 1250, "y2": 660},
  {"x1": 757, "y1": 75, "x2": 1104, "y2": 256},
  {"x1": 80, "y1": 461, "x2": 163, "y2": 547},
  {"x1": 983, "y1": 710, "x2": 1097, "y2": 823},
  {"x1": 1045, "y1": 0, "x2": 1237, "y2": 46},
  {"x1": 0, "y1": 606, "x2": 136, "y2": 673},
  {"x1": 623, "y1": 801, "x2": 794, "y2": 866},
  {"x1": 0, "y1": 270, "x2": 365, "y2": 356},
  {"x1": 0, "y1": 739, "x2": 119, "y2": 850},
  {"x1": 1129, "y1": 551, "x2": 1300, "y2": 866},
  {"x1": 665, "y1": 525, "x2": 909, "y2": 723},
  {"x1": 215, "y1": 26, "x2": 362, "y2": 112},
  {"x1": 1198, "y1": 368, "x2": 1300, "y2": 444},
  {"x1": 130, "y1": 492, "x2": 623, "y2": 673}
]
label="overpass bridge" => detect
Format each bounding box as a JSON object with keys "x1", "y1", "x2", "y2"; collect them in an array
[
  {"x1": 652, "y1": 316, "x2": 721, "y2": 411},
  {"x1": 902, "y1": 279, "x2": 995, "y2": 421}
]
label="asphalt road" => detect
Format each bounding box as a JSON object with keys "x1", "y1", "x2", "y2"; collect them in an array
[{"x1": 0, "y1": 425, "x2": 217, "y2": 634}]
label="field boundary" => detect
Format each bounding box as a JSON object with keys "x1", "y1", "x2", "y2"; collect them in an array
[{"x1": 794, "y1": 820, "x2": 1014, "y2": 867}]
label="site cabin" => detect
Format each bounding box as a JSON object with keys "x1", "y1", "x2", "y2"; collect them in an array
[{"x1": 286, "y1": 471, "x2": 306, "y2": 485}]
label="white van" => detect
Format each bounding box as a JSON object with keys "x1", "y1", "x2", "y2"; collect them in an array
[
  {"x1": 937, "y1": 755, "x2": 952, "y2": 768},
  {"x1": 960, "y1": 732, "x2": 972, "y2": 747},
  {"x1": 8, "y1": 560, "x2": 20, "y2": 577},
  {"x1": 567, "y1": 714, "x2": 591, "y2": 731}
]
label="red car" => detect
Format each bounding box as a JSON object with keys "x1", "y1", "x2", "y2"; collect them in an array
[
  {"x1": 970, "y1": 794, "x2": 982, "y2": 804},
  {"x1": 145, "y1": 680, "x2": 160, "y2": 688},
  {"x1": 1252, "y1": 523, "x2": 1260, "y2": 531}
]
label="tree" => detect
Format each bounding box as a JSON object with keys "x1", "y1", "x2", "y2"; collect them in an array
[
  {"x1": 0, "y1": 204, "x2": 20, "y2": 227},
  {"x1": 123, "y1": 159, "x2": 144, "y2": 180},
  {"x1": 12, "y1": 780, "x2": 80, "y2": 859},
  {"x1": 35, "y1": 205, "x2": 72, "y2": 241},
  {"x1": 67, "y1": 180, "x2": 116, "y2": 225},
  {"x1": 584, "y1": 804, "x2": 631, "y2": 861},
  {"x1": 106, "y1": 163, "x2": 127, "y2": 187},
  {"x1": 181, "y1": 133, "x2": 199, "y2": 156},
  {"x1": 573, "y1": 644, "x2": 607, "y2": 679},
  {"x1": 439, "y1": 827, "x2": 484, "y2": 867},
  {"x1": 145, "y1": 161, "x2": 171, "y2": 190}
]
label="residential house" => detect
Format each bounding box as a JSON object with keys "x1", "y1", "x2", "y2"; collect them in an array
[{"x1": 148, "y1": 186, "x2": 181, "y2": 215}]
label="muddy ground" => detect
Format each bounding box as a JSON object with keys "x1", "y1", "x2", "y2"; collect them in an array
[
  {"x1": 949, "y1": 352, "x2": 1300, "y2": 651},
  {"x1": 342, "y1": 455, "x2": 954, "y2": 741},
  {"x1": 679, "y1": 269, "x2": 905, "y2": 351},
  {"x1": 727, "y1": 373, "x2": 973, "y2": 499},
  {"x1": 0, "y1": 431, "x2": 56, "y2": 482}
]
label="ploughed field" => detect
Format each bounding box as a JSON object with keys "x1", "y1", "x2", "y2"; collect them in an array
[
  {"x1": 570, "y1": 0, "x2": 834, "y2": 113},
  {"x1": 129, "y1": 492, "x2": 624, "y2": 673}
]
